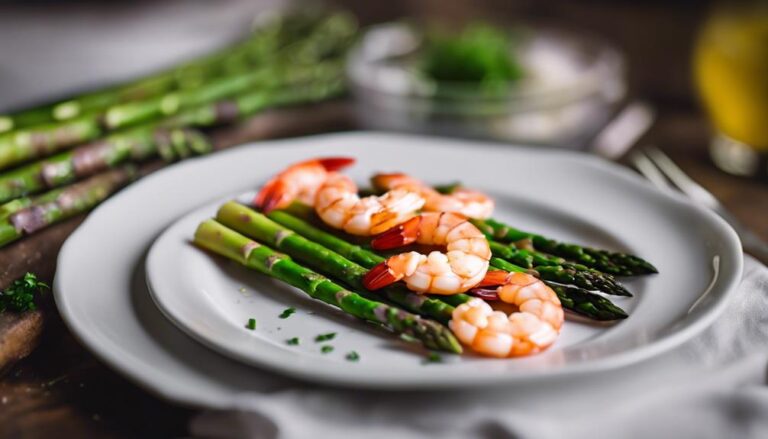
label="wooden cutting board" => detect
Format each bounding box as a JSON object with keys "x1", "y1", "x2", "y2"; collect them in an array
[{"x1": 0, "y1": 100, "x2": 352, "y2": 373}]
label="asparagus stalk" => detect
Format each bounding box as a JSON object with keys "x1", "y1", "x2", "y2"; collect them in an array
[
  {"x1": 490, "y1": 258, "x2": 627, "y2": 321},
  {"x1": 0, "y1": 70, "x2": 343, "y2": 203},
  {"x1": 0, "y1": 166, "x2": 136, "y2": 247},
  {"x1": 0, "y1": 13, "x2": 355, "y2": 171},
  {"x1": 216, "y1": 201, "x2": 457, "y2": 324},
  {"x1": 0, "y1": 10, "x2": 340, "y2": 133},
  {"x1": 278, "y1": 202, "x2": 627, "y2": 321},
  {"x1": 472, "y1": 218, "x2": 658, "y2": 276},
  {"x1": 488, "y1": 241, "x2": 631, "y2": 296},
  {"x1": 194, "y1": 219, "x2": 462, "y2": 353}
]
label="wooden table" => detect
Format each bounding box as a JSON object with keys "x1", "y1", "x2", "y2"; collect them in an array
[{"x1": 1, "y1": 2, "x2": 767, "y2": 437}]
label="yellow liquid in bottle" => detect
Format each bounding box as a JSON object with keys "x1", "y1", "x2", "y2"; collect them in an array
[{"x1": 695, "y1": 5, "x2": 768, "y2": 151}]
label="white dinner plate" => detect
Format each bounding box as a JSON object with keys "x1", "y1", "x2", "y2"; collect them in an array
[{"x1": 54, "y1": 132, "x2": 742, "y2": 407}]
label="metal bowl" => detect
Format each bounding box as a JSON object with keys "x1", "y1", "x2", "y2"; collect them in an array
[{"x1": 346, "y1": 22, "x2": 626, "y2": 146}]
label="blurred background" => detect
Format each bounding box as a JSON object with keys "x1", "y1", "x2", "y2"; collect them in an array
[{"x1": 1, "y1": 0, "x2": 765, "y2": 173}]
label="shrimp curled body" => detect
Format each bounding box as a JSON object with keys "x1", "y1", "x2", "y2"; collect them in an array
[
  {"x1": 255, "y1": 157, "x2": 425, "y2": 236},
  {"x1": 363, "y1": 212, "x2": 491, "y2": 295},
  {"x1": 372, "y1": 173, "x2": 494, "y2": 219},
  {"x1": 450, "y1": 271, "x2": 564, "y2": 357},
  {"x1": 315, "y1": 173, "x2": 425, "y2": 236}
]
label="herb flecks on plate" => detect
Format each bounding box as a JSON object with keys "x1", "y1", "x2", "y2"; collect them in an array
[
  {"x1": 424, "y1": 352, "x2": 443, "y2": 364},
  {"x1": 286, "y1": 337, "x2": 300, "y2": 346},
  {"x1": 279, "y1": 307, "x2": 296, "y2": 319},
  {"x1": 315, "y1": 332, "x2": 336, "y2": 342}
]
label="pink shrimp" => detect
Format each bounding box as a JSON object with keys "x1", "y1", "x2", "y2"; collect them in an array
[
  {"x1": 255, "y1": 157, "x2": 354, "y2": 213},
  {"x1": 254, "y1": 157, "x2": 424, "y2": 236},
  {"x1": 363, "y1": 212, "x2": 491, "y2": 295},
  {"x1": 372, "y1": 173, "x2": 494, "y2": 219},
  {"x1": 450, "y1": 270, "x2": 564, "y2": 357}
]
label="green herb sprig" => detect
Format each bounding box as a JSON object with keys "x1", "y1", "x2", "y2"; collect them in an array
[
  {"x1": 279, "y1": 307, "x2": 297, "y2": 319},
  {"x1": 0, "y1": 273, "x2": 48, "y2": 313}
]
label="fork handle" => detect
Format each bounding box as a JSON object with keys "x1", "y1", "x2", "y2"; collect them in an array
[
  {"x1": 743, "y1": 235, "x2": 768, "y2": 267},
  {"x1": 718, "y1": 208, "x2": 768, "y2": 266}
]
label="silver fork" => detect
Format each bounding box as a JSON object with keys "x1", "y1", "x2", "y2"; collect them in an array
[{"x1": 630, "y1": 146, "x2": 768, "y2": 265}]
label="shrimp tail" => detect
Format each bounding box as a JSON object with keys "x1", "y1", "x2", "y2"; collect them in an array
[
  {"x1": 317, "y1": 157, "x2": 356, "y2": 172},
  {"x1": 362, "y1": 262, "x2": 400, "y2": 290},
  {"x1": 254, "y1": 157, "x2": 355, "y2": 213},
  {"x1": 254, "y1": 178, "x2": 291, "y2": 213},
  {"x1": 475, "y1": 269, "x2": 512, "y2": 287},
  {"x1": 371, "y1": 172, "x2": 409, "y2": 191},
  {"x1": 371, "y1": 216, "x2": 421, "y2": 250}
]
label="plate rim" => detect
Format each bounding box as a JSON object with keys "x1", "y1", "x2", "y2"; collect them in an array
[{"x1": 53, "y1": 131, "x2": 744, "y2": 405}]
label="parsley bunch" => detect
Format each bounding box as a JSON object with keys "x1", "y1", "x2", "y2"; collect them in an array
[
  {"x1": 0, "y1": 272, "x2": 48, "y2": 313},
  {"x1": 422, "y1": 23, "x2": 524, "y2": 87}
]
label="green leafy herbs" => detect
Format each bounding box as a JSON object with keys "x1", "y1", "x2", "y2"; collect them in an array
[
  {"x1": 314, "y1": 332, "x2": 336, "y2": 342},
  {"x1": 246, "y1": 318, "x2": 257, "y2": 330},
  {"x1": 286, "y1": 337, "x2": 300, "y2": 346},
  {"x1": 422, "y1": 23, "x2": 524, "y2": 89},
  {"x1": 424, "y1": 352, "x2": 443, "y2": 364},
  {"x1": 321, "y1": 345, "x2": 334, "y2": 354},
  {"x1": 279, "y1": 307, "x2": 297, "y2": 319},
  {"x1": 0, "y1": 272, "x2": 48, "y2": 313},
  {"x1": 345, "y1": 351, "x2": 360, "y2": 362}
]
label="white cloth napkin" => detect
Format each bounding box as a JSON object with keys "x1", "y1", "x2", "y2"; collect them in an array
[{"x1": 191, "y1": 255, "x2": 768, "y2": 439}]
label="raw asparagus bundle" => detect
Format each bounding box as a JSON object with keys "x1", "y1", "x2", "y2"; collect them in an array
[
  {"x1": 0, "y1": 10, "x2": 342, "y2": 133},
  {"x1": 0, "y1": 12, "x2": 356, "y2": 171},
  {"x1": 272, "y1": 204, "x2": 628, "y2": 321},
  {"x1": 0, "y1": 166, "x2": 136, "y2": 246},
  {"x1": 216, "y1": 201, "x2": 456, "y2": 323},
  {"x1": 194, "y1": 219, "x2": 462, "y2": 353},
  {"x1": 0, "y1": 69, "x2": 344, "y2": 203},
  {"x1": 472, "y1": 218, "x2": 658, "y2": 276}
]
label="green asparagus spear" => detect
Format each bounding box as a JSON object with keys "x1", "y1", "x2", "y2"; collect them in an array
[
  {"x1": 472, "y1": 218, "x2": 658, "y2": 276},
  {"x1": 489, "y1": 258, "x2": 627, "y2": 320},
  {"x1": 0, "y1": 69, "x2": 343, "y2": 203},
  {"x1": 0, "y1": 13, "x2": 355, "y2": 171},
  {"x1": 0, "y1": 166, "x2": 136, "y2": 247},
  {"x1": 277, "y1": 202, "x2": 627, "y2": 321},
  {"x1": 488, "y1": 241, "x2": 631, "y2": 296},
  {"x1": 0, "y1": 10, "x2": 339, "y2": 133},
  {"x1": 216, "y1": 201, "x2": 456, "y2": 323},
  {"x1": 193, "y1": 219, "x2": 462, "y2": 353}
]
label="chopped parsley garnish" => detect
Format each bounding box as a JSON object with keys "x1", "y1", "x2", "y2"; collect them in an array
[
  {"x1": 424, "y1": 352, "x2": 443, "y2": 364},
  {"x1": 246, "y1": 318, "x2": 256, "y2": 330},
  {"x1": 321, "y1": 345, "x2": 334, "y2": 354},
  {"x1": 279, "y1": 307, "x2": 296, "y2": 319},
  {"x1": 314, "y1": 332, "x2": 336, "y2": 342},
  {"x1": 286, "y1": 337, "x2": 300, "y2": 346},
  {"x1": 345, "y1": 351, "x2": 360, "y2": 362},
  {"x1": 0, "y1": 272, "x2": 48, "y2": 313}
]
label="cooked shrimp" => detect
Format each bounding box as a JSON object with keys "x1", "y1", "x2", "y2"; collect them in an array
[
  {"x1": 315, "y1": 173, "x2": 425, "y2": 236},
  {"x1": 255, "y1": 157, "x2": 425, "y2": 236},
  {"x1": 254, "y1": 157, "x2": 354, "y2": 212},
  {"x1": 363, "y1": 212, "x2": 491, "y2": 295},
  {"x1": 449, "y1": 270, "x2": 564, "y2": 357},
  {"x1": 372, "y1": 173, "x2": 494, "y2": 219}
]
